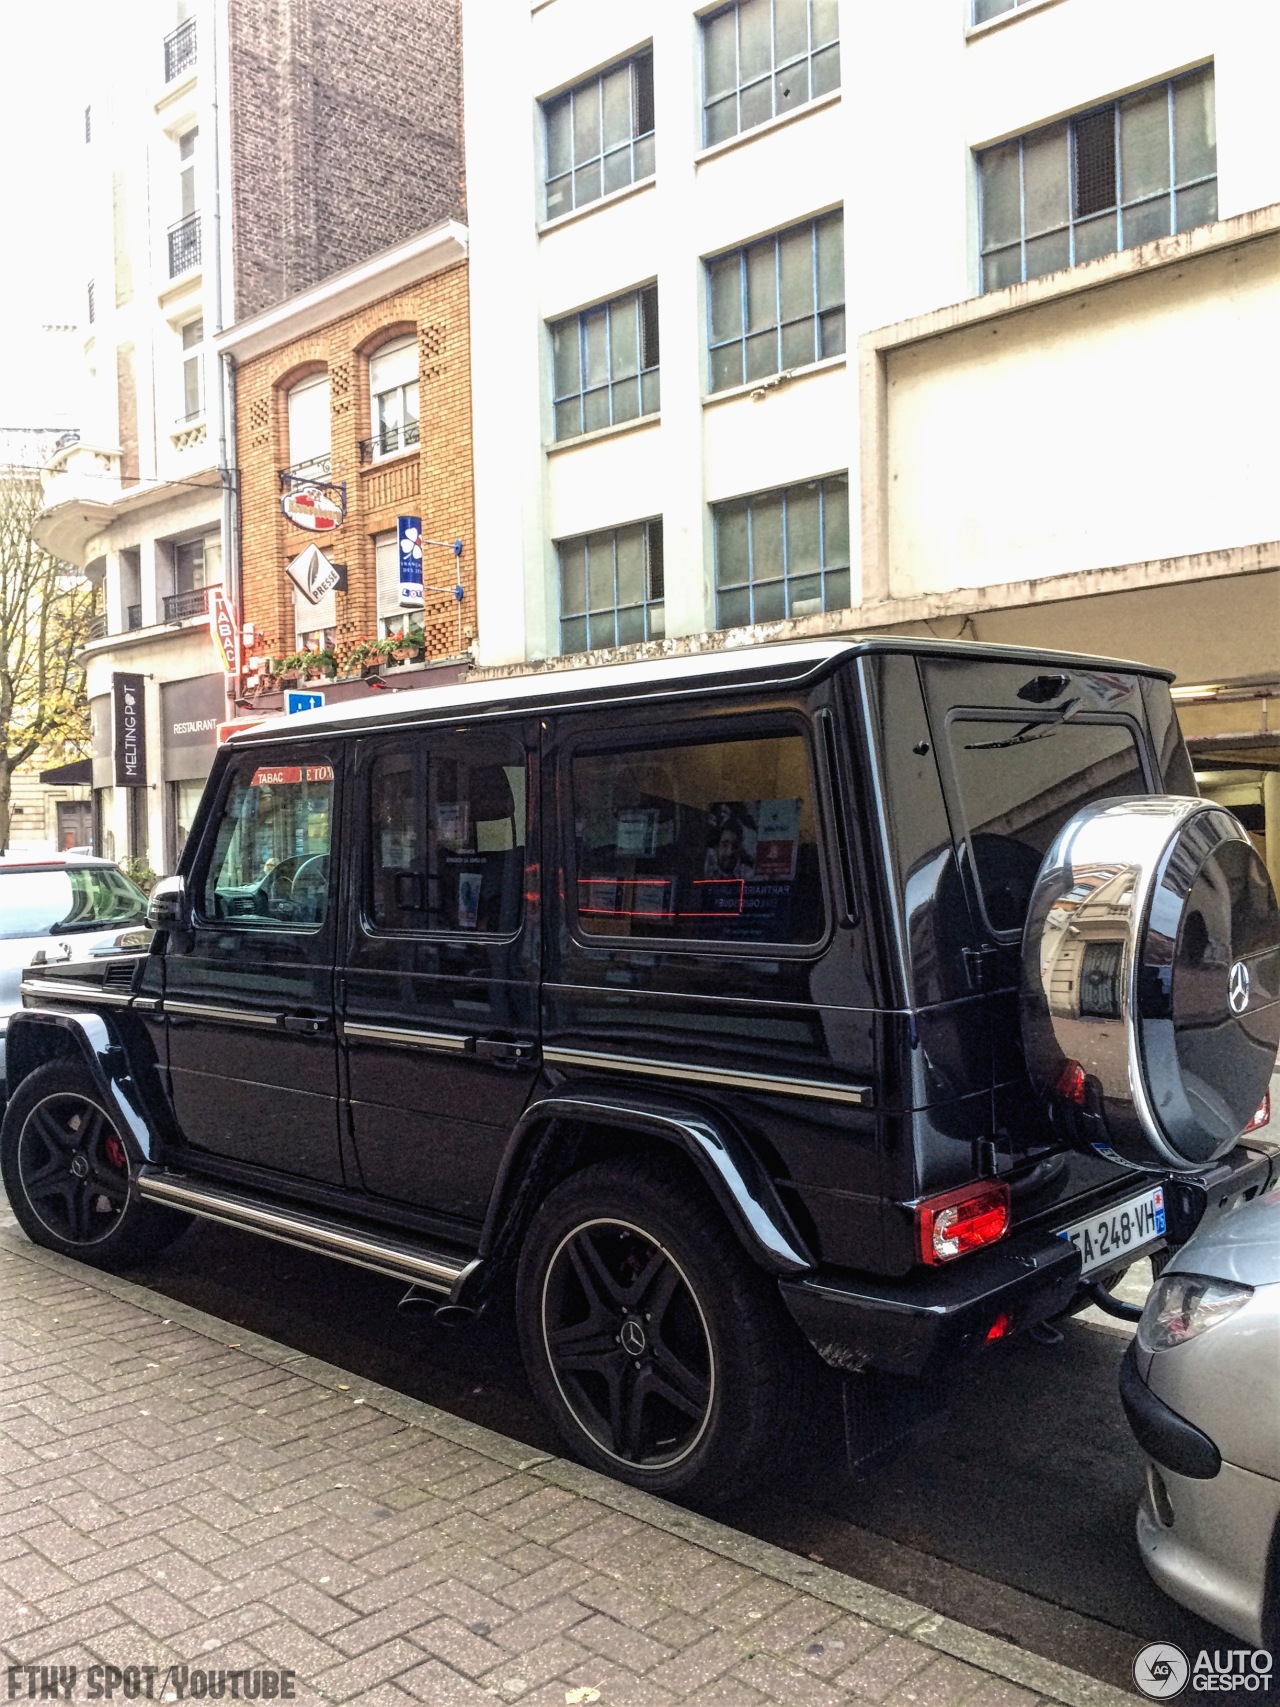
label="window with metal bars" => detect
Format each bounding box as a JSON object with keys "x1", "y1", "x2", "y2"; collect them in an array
[
  {"x1": 558, "y1": 520, "x2": 664, "y2": 654},
  {"x1": 714, "y1": 473, "x2": 849, "y2": 627},
  {"x1": 544, "y1": 51, "x2": 655, "y2": 221},
  {"x1": 702, "y1": 0, "x2": 839, "y2": 145},
  {"x1": 551, "y1": 285, "x2": 659, "y2": 441},
  {"x1": 707, "y1": 210, "x2": 843, "y2": 393},
  {"x1": 979, "y1": 66, "x2": 1217, "y2": 292}
]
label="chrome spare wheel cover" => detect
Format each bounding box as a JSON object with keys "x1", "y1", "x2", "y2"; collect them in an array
[{"x1": 1021, "y1": 797, "x2": 1280, "y2": 1170}]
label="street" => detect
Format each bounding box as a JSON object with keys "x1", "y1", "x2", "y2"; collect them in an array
[{"x1": 106, "y1": 1218, "x2": 1226, "y2": 1695}]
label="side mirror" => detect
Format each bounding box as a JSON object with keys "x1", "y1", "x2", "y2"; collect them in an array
[{"x1": 147, "y1": 874, "x2": 189, "y2": 931}]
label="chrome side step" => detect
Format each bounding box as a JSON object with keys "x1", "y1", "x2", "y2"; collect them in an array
[{"x1": 136, "y1": 1169, "x2": 476, "y2": 1297}]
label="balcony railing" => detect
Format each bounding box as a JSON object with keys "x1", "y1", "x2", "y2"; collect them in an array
[
  {"x1": 164, "y1": 18, "x2": 197, "y2": 82},
  {"x1": 167, "y1": 213, "x2": 201, "y2": 279},
  {"x1": 283, "y1": 454, "x2": 333, "y2": 482},
  {"x1": 164, "y1": 585, "x2": 209, "y2": 622},
  {"x1": 87, "y1": 613, "x2": 107, "y2": 641},
  {"x1": 358, "y1": 419, "x2": 421, "y2": 464},
  {"x1": 126, "y1": 604, "x2": 143, "y2": 631}
]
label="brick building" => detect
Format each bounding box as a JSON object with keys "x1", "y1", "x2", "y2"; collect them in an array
[
  {"x1": 218, "y1": 224, "x2": 476, "y2": 697},
  {"x1": 36, "y1": 0, "x2": 465, "y2": 869}
]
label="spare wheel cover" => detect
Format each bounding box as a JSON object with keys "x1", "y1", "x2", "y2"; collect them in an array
[{"x1": 1020, "y1": 797, "x2": 1280, "y2": 1170}]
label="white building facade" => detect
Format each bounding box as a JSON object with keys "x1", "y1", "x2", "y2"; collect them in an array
[
  {"x1": 36, "y1": 0, "x2": 232, "y2": 874},
  {"x1": 464, "y1": 0, "x2": 1280, "y2": 884}
]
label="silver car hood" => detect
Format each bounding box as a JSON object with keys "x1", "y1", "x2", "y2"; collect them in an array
[{"x1": 1165, "y1": 1185, "x2": 1280, "y2": 1288}]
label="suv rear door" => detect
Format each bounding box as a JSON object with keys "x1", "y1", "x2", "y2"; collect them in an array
[{"x1": 340, "y1": 718, "x2": 540, "y2": 1223}]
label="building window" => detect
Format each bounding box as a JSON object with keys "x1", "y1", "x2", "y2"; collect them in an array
[
  {"x1": 707, "y1": 210, "x2": 843, "y2": 393},
  {"x1": 559, "y1": 519, "x2": 664, "y2": 653},
  {"x1": 544, "y1": 51, "x2": 655, "y2": 221},
  {"x1": 368, "y1": 337, "x2": 419, "y2": 459},
  {"x1": 178, "y1": 128, "x2": 197, "y2": 219},
  {"x1": 972, "y1": 0, "x2": 1039, "y2": 20},
  {"x1": 979, "y1": 67, "x2": 1217, "y2": 292},
  {"x1": 551, "y1": 285, "x2": 659, "y2": 441},
  {"x1": 181, "y1": 318, "x2": 203, "y2": 420},
  {"x1": 702, "y1": 0, "x2": 839, "y2": 147},
  {"x1": 286, "y1": 372, "x2": 330, "y2": 475},
  {"x1": 714, "y1": 473, "x2": 849, "y2": 627},
  {"x1": 87, "y1": 281, "x2": 96, "y2": 325},
  {"x1": 374, "y1": 530, "x2": 422, "y2": 634},
  {"x1": 298, "y1": 625, "x2": 336, "y2": 654}
]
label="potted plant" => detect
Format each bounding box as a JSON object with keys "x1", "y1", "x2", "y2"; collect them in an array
[
  {"x1": 374, "y1": 631, "x2": 405, "y2": 665},
  {"x1": 306, "y1": 648, "x2": 337, "y2": 681},
  {"x1": 341, "y1": 636, "x2": 379, "y2": 677},
  {"x1": 403, "y1": 624, "x2": 427, "y2": 661},
  {"x1": 276, "y1": 652, "x2": 304, "y2": 688}
]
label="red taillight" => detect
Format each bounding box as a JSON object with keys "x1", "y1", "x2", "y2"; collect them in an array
[
  {"x1": 1055, "y1": 1060, "x2": 1087, "y2": 1106},
  {"x1": 986, "y1": 1311, "x2": 1012, "y2": 1343},
  {"x1": 1245, "y1": 1091, "x2": 1271, "y2": 1134},
  {"x1": 916, "y1": 1182, "x2": 1011, "y2": 1266}
]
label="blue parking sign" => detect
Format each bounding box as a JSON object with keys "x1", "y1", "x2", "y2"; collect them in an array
[{"x1": 285, "y1": 689, "x2": 325, "y2": 715}]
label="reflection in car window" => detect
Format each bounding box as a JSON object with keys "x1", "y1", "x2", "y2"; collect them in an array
[
  {"x1": 203, "y1": 759, "x2": 334, "y2": 926},
  {"x1": 369, "y1": 735, "x2": 527, "y2": 935},
  {"x1": 0, "y1": 866, "x2": 147, "y2": 938},
  {"x1": 571, "y1": 732, "x2": 825, "y2": 944},
  {"x1": 946, "y1": 717, "x2": 1147, "y2": 935}
]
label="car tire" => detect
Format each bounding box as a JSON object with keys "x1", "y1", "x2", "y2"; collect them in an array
[
  {"x1": 0, "y1": 1062, "x2": 190, "y2": 1270},
  {"x1": 515, "y1": 1153, "x2": 813, "y2": 1505}
]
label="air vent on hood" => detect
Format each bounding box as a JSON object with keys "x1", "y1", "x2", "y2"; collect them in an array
[{"x1": 103, "y1": 960, "x2": 138, "y2": 991}]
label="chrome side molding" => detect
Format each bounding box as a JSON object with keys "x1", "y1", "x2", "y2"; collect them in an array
[
  {"x1": 136, "y1": 1169, "x2": 475, "y2": 1296},
  {"x1": 343, "y1": 1021, "x2": 472, "y2": 1053},
  {"x1": 163, "y1": 1000, "x2": 281, "y2": 1028},
  {"x1": 543, "y1": 1046, "x2": 871, "y2": 1107},
  {"x1": 20, "y1": 979, "x2": 132, "y2": 1007}
]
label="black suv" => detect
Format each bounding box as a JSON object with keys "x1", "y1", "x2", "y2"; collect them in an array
[{"x1": 4, "y1": 639, "x2": 1278, "y2": 1501}]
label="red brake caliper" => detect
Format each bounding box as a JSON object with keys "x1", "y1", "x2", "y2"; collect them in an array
[{"x1": 103, "y1": 1134, "x2": 127, "y2": 1171}]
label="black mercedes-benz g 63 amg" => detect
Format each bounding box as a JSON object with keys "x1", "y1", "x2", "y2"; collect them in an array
[{"x1": 4, "y1": 638, "x2": 1277, "y2": 1501}]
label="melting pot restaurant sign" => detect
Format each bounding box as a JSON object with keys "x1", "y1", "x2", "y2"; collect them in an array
[{"x1": 113, "y1": 672, "x2": 146, "y2": 788}]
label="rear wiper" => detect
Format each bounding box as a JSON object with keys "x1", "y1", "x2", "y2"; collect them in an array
[{"x1": 964, "y1": 698, "x2": 1083, "y2": 751}]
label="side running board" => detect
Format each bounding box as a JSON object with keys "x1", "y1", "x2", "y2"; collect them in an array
[{"x1": 136, "y1": 1169, "x2": 478, "y2": 1299}]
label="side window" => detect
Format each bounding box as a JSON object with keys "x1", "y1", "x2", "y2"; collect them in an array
[
  {"x1": 571, "y1": 729, "x2": 825, "y2": 945},
  {"x1": 368, "y1": 732, "x2": 527, "y2": 935},
  {"x1": 202, "y1": 756, "x2": 335, "y2": 926}
]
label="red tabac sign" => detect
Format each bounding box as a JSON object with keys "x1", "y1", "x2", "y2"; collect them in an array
[{"x1": 208, "y1": 588, "x2": 241, "y2": 676}]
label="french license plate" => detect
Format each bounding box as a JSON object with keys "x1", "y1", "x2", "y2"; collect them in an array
[{"x1": 1058, "y1": 1186, "x2": 1166, "y2": 1276}]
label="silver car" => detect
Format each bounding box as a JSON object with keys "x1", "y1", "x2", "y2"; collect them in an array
[
  {"x1": 0, "y1": 857, "x2": 151, "y2": 1095},
  {"x1": 1121, "y1": 1184, "x2": 1280, "y2": 1647}
]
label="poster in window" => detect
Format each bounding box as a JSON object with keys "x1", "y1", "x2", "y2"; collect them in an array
[
  {"x1": 698, "y1": 798, "x2": 802, "y2": 938},
  {"x1": 457, "y1": 871, "x2": 482, "y2": 930}
]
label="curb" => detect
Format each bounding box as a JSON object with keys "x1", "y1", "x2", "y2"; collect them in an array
[{"x1": 0, "y1": 1226, "x2": 1142, "y2": 1707}]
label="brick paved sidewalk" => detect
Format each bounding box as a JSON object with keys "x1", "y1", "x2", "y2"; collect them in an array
[{"x1": 0, "y1": 1228, "x2": 1138, "y2": 1707}]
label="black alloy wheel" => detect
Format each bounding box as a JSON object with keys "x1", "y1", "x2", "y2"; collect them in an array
[
  {"x1": 18, "y1": 1093, "x2": 130, "y2": 1246},
  {"x1": 541, "y1": 1217, "x2": 715, "y2": 1470},
  {"x1": 516, "y1": 1155, "x2": 815, "y2": 1503},
  {"x1": 0, "y1": 1061, "x2": 191, "y2": 1269}
]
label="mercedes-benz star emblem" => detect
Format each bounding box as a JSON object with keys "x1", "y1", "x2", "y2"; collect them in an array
[
  {"x1": 619, "y1": 1318, "x2": 647, "y2": 1357},
  {"x1": 1228, "y1": 960, "x2": 1251, "y2": 1015},
  {"x1": 70, "y1": 1154, "x2": 89, "y2": 1179}
]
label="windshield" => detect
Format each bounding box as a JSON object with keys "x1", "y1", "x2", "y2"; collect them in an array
[{"x1": 0, "y1": 866, "x2": 148, "y2": 939}]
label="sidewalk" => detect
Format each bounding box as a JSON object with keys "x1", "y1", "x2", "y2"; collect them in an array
[{"x1": 0, "y1": 1226, "x2": 1139, "y2": 1707}]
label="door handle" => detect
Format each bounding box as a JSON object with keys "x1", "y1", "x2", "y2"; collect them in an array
[
  {"x1": 474, "y1": 1037, "x2": 537, "y2": 1064},
  {"x1": 281, "y1": 1012, "x2": 332, "y2": 1035}
]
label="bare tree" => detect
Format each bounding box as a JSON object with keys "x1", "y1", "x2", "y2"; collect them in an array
[{"x1": 0, "y1": 472, "x2": 94, "y2": 850}]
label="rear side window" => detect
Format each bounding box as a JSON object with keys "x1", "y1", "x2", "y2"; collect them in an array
[
  {"x1": 946, "y1": 716, "x2": 1148, "y2": 935},
  {"x1": 571, "y1": 730, "x2": 825, "y2": 944},
  {"x1": 368, "y1": 731, "x2": 527, "y2": 935},
  {"x1": 203, "y1": 757, "x2": 335, "y2": 927}
]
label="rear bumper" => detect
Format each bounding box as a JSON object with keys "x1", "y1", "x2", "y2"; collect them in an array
[
  {"x1": 779, "y1": 1229, "x2": 1080, "y2": 1378},
  {"x1": 780, "y1": 1142, "x2": 1274, "y2": 1380}
]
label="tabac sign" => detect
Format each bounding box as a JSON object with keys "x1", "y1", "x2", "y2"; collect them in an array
[
  {"x1": 208, "y1": 587, "x2": 241, "y2": 676},
  {"x1": 112, "y1": 672, "x2": 146, "y2": 788}
]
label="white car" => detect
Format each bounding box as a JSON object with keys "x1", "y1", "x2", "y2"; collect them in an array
[
  {"x1": 0, "y1": 857, "x2": 151, "y2": 1096},
  {"x1": 1121, "y1": 1184, "x2": 1280, "y2": 1646}
]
